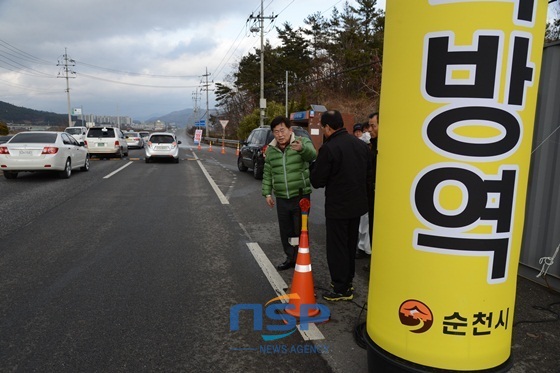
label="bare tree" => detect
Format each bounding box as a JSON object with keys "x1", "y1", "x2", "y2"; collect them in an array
[{"x1": 546, "y1": 1, "x2": 560, "y2": 42}]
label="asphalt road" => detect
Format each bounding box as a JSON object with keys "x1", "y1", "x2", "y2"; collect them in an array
[
  {"x1": 0, "y1": 140, "x2": 336, "y2": 372},
  {"x1": 1, "y1": 134, "x2": 559, "y2": 372}
]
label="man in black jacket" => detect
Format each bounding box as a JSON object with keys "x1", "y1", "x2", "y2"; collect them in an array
[{"x1": 310, "y1": 110, "x2": 373, "y2": 301}]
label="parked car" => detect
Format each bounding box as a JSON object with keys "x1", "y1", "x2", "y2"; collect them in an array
[
  {"x1": 64, "y1": 126, "x2": 88, "y2": 144},
  {"x1": 0, "y1": 135, "x2": 13, "y2": 144},
  {"x1": 85, "y1": 126, "x2": 129, "y2": 158},
  {"x1": 145, "y1": 132, "x2": 181, "y2": 163},
  {"x1": 237, "y1": 126, "x2": 313, "y2": 179},
  {"x1": 125, "y1": 131, "x2": 144, "y2": 149},
  {"x1": 0, "y1": 131, "x2": 89, "y2": 179}
]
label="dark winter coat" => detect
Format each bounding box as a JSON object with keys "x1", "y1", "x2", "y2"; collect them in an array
[{"x1": 310, "y1": 128, "x2": 372, "y2": 219}]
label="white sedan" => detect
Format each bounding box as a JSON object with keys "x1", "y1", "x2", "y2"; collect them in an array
[{"x1": 0, "y1": 131, "x2": 90, "y2": 179}]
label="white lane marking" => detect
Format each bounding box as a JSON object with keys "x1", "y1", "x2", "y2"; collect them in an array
[
  {"x1": 103, "y1": 161, "x2": 133, "y2": 179},
  {"x1": 246, "y1": 242, "x2": 325, "y2": 341},
  {"x1": 193, "y1": 152, "x2": 229, "y2": 204}
]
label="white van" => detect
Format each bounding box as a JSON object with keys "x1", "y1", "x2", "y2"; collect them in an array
[
  {"x1": 85, "y1": 126, "x2": 129, "y2": 158},
  {"x1": 64, "y1": 126, "x2": 88, "y2": 144}
]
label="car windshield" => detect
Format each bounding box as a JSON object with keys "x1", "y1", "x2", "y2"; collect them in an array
[
  {"x1": 150, "y1": 135, "x2": 174, "y2": 143},
  {"x1": 126, "y1": 133, "x2": 140, "y2": 137},
  {"x1": 9, "y1": 133, "x2": 57, "y2": 143},
  {"x1": 87, "y1": 128, "x2": 116, "y2": 138},
  {"x1": 65, "y1": 128, "x2": 82, "y2": 135}
]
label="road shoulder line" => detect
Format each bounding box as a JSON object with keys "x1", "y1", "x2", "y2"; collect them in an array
[
  {"x1": 246, "y1": 242, "x2": 325, "y2": 341},
  {"x1": 192, "y1": 152, "x2": 229, "y2": 204}
]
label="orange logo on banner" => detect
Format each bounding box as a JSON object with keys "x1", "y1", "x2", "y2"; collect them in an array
[{"x1": 398, "y1": 300, "x2": 434, "y2": 334}]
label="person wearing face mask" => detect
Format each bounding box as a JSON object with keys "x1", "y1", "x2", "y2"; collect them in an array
[
  {"x1": 361, "y1": 124, "x2": 372, "y2": 143},
  {"x1": 362, "y1": 112, "x2": 379, "y2": 272},
  {"x1": 353, "y1": 123, "x2": 372, "y2": 260},
  {"x1": 262, "y1": 116, "x2": 317, "y2": 271}
]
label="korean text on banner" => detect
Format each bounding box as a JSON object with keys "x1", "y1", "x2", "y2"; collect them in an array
[{"x1": 366, "y1": 1, "x2": 548, "y2": 371}]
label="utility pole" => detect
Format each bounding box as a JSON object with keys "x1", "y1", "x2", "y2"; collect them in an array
[
  {"x1": 201, "y1": 68, "x2": 212, "y2": 137},
  {"x1": 57, "y1": 48, "x2": 75, "y2": 127},
  {"x1": 249, "y1": 1, "x2": 276, "y2": 127},
  {"x1": 192, "y1": 90, "x2": 200, "y2": 129}
]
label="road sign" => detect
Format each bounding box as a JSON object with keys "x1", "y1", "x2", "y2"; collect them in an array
[
  {"x1": 194, "y1": 129, "x2": 203, "y2": 144},
  {"x1": 220, "y1": 120, "x2": 229, "y2": 129}
]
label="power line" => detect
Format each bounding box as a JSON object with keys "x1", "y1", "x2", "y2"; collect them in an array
[
  {"x1": 212, "y1": 0, "x2": 349, "y2": 84},
  {"x1": 211, "y1": 0, "x2": 277, "y2": 81},
  {"x1": 0, "y1": 78, "x2": 58, "y2": 92},
  {"x1": 0, "y1": 54, "x2": 55, "y2": 78},
  {"x1": 0, "y1": 39, "x2": 52, "y2": 65},
  {"x1": 321, "y1": 0, "x2": 346, "y2": 16},
  {"x1": 0, "y1": 0, "x2": 364, "y2": 112},
  {"x1": 77, "y1": 72, "x2": 199, "y2": 88},
  {"x1": 212, "y1": 22, "x2": 252, "y2": 81},
  {"x1": 211, "y1": 0, "x2": 295, "y2": 82},
  {"x1": 265, "y1": 61, "x2": 379, "y2": 95},
  {"x1": 0, "y1": 62, "x2": 56, "y2": 78},
  {"x1": 0, "y1": 40, "x2": 56, "y2": 78},
  {"x1": 74, "y1": 60, "x2": 198, "y2": 78},
  {"x1": 274, "y1": 0, "x2": 295, "y2": 19}
]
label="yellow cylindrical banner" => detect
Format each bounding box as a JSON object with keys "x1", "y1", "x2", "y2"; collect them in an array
[{"x1": 366, "y1": 1, "x2": 548, "y2": 371}]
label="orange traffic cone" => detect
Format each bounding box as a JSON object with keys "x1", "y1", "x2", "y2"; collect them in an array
[
  {"x1": 208, "y1": 141, "x2": 213, "y2": 152},
  {"x1": 221, "y1": 140, "x2": 226, "y2": 154},
  {"x1": 285, "y1": 198, "x2": 322, "y2": 319},
  {"x1": 235, "y1": 142, "x2": 240, "y2": 156}
]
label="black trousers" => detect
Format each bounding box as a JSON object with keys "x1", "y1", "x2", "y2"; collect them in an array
[
  {"x1": 276, "y1": 194, "x2": 310, "y2": 262},
  {"x1": 326, "y1": 216, "x2": 360, "y2": 293}
]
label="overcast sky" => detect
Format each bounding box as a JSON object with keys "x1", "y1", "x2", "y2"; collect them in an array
[{"x1": 0, "y1": 0, "x2": 386, "y2": 121}]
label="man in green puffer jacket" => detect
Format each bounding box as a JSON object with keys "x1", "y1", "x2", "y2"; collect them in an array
[{"x1": 262, "y1": 116, "x2": 317, "y2": 271}]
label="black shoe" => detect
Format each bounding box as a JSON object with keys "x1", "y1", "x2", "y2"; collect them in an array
[
  {"x1": 277, "y1": 260, "x2": 295, "y2": 271},
  {"x1": 355, "y1": 250, "x2": 370, "y2": 259},
  {"x1": 323, "y1": 289, "x2": 354, "y2": 301},
  {"x1": 330, "y1": 281, "x2": 354, "y2": 291}
]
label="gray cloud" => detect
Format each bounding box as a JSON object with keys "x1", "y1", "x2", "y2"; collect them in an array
[{"x1": 0, "y1": 0, "x2": 373, "y2": 120}]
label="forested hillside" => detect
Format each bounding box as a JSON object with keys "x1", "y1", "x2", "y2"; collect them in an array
[{"x1": 0, "y1": 101, "x2": 66, "y2": 126}]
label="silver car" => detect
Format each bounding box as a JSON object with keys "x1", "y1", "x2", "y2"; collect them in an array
[
  {"x1": 0, "y1": 131, "x2": 89, "y2": 179},
  {"x1": 145, "y1": 132, "x2": 181, "y2": 163},
  {"x1": 125, "y1": 131, "x2": 144, "y2": 149}
]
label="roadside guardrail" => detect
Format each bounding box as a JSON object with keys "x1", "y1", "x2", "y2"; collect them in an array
[{"x1": 190, "y1": 135, "x2": 241, "y2": 149}]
